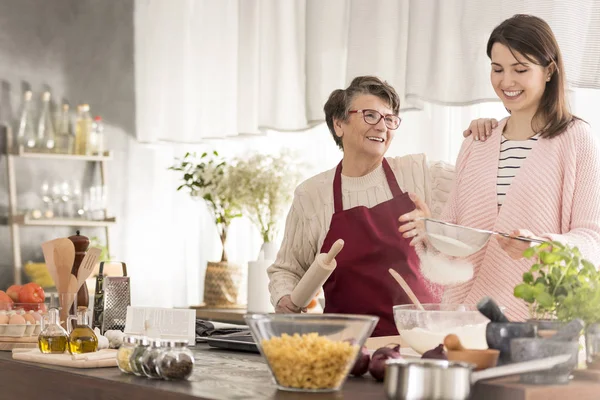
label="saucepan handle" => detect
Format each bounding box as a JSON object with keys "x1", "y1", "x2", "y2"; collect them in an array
[{"x1": 470, "y1": 354, "x2": 571, "y2": 384}]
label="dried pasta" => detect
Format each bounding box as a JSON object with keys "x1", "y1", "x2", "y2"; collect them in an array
[{"x1": 261, "y1": 333, "x2": 358, "y2": 390}]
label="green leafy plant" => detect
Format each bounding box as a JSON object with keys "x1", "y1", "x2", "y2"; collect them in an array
[
  {"x1": 514, "y1": 241, "x2": 600, "y2": 323},
  {"x1": 227, "y1": 151, "x2": 303, "y2": 243},
  {"x1": 89, "y1": 237, "x2": 111, "y2": 261},
  {"x1": 169, "y1": 151, "x2": 242, "y2": 262}
]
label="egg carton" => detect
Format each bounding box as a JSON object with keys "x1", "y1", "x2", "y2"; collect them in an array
[{"x1": 0, "y1": 323, "x2": 41, "y2": 337}]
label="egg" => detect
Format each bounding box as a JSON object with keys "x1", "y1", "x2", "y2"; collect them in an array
[
  {"x1": 22, "y1": 313, "x2": 36, "y2": 324},
  {"x1": 30, "y1": 312, "x2": 42, "y2": 323},
  {"x1": 0, "y1": 314, "x2": 8, "y2": 324},
  {"x1": 9, "y1": 314, "x2": 26, "y2": 324}
]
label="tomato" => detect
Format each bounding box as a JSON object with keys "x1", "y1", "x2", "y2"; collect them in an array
[
  {"x1": 0, "y1": 291, "x2": 13, "y2": 310},
  {"x1": 18, "y1": 283, "x2": 45, "y2": 304},
  {"x1": 6, "y1": 285, "x2": 22, "y2": 302}
]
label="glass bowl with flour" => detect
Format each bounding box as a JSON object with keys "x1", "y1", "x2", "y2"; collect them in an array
[{"x1": 393, "y1": 304, "x2": 490, "y2": 354}]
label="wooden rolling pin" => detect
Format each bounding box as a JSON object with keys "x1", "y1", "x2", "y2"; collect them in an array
[{"x1": 290, "y1": 239, "x2": 344, "y2": 308}]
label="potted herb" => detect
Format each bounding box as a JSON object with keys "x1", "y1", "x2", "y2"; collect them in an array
[
  {"x1": 169, "y1": 151, "x2": 244, "y2": 307},
  {"x1": 514, "y1": 241, "x2": 600, "y2": 365},
  {"x1": 228, "y1": 151, "x2": 303, "y2": 260}
]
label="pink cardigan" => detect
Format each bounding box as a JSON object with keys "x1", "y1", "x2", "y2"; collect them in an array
[{"x1": 441, "y1": 118, "x2": 600, "y2": 321}]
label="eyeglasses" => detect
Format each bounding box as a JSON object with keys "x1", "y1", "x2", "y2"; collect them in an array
[{"x1": 348, "y1": 109, "x2": 401, "y2": 130}]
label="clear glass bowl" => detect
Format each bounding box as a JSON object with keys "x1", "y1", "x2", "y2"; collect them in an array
[
  {"x1": 245, "y1": 313, "x2": 378, "y2": 393},
  {"x1": 393, "y1": 304, "x2": 490, "y2": 355}
]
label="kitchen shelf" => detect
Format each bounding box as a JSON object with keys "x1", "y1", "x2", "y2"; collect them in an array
[
  {"x1": 11, "y1": 214, "x2": 116, "y2": 227},
  {"x1": 3, "y1": 124, "x2": 114, "y2": 285},
  {"x1": 14, "y1": 147, "x2": 113, "y2": 161}
]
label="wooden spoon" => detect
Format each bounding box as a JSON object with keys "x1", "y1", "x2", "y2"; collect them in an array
[
  {"x1": 53, "y1": 238, "x2": 75, "y2": 293},
  {"x1": 41, "y1": 240, "x2": 59, "y2": 290},
  {"x1": 77, "y1": 247, "x2": 101, "y2": 290},
  {"x1": 388, "y1": 269, "x2": 424, "y2": 310}
]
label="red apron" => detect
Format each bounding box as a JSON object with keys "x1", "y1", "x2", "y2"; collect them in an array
[{"x1": 322, "y1": 159, "x2": 437, "y2": 337}]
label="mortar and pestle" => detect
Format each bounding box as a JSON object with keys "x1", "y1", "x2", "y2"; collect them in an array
[
  {"x1": 444, "y1": 334, "x2": 499, "y2": 371},
  {"x1": 478, "y1": 297, "x2": 535, "y2": 365},
  {"x1": 510, "y1": 318, "x2": 584, "y2": 385}
]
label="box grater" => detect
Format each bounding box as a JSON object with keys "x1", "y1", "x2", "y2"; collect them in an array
[{"x1": 92, "y1": 261, "x2": 130, "y2": 334}]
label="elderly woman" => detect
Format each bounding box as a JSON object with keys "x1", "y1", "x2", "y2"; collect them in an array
[{"x1": 268, "y1": 76, "x2": 450, "y2": 337}]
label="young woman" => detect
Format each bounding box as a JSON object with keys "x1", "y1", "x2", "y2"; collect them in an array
[{"x1": 399, "y1": 14, "x2": 600, "y2": 321}]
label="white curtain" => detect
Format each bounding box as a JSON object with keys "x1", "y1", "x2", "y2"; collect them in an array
[
  {"x1": 126, "y1": 0, "x2": 600, "y2": 307},
  {"x1": 135, "y1": 0, "x2": 600, "y2": 143}
]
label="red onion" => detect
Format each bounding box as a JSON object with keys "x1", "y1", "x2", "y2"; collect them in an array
[
  {"x1": 369, "y1": 345, "x2": 402, "y2": 381},
  {"x1": 421, "y1": 344, "x2": 447, "y2": 360},
  {"x1": 350, "y1": 345, "x2": 370, "y2": 377}
]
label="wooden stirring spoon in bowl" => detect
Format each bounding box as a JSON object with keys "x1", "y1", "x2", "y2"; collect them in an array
[{"x1": 388, "y1": 269, "x2": 424, "y2": 311}]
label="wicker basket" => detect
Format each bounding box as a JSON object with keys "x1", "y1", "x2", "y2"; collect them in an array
[{"x1": 203, "y1": 261, "x2": 243, "y2": 307}]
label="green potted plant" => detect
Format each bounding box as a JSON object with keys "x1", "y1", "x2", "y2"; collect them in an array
[
  {"x1": 228, "y1": 151, "x2": 303, "y2": 261},
  {"x1": 514, "y1": 241, "x2": 597, "y2": 321},
  {"x1": 514, "y1": 241, "x2": 600, "y2": 365},
  {"x1": 169, "y1": 151, "x2": 244, "y2": 307}
]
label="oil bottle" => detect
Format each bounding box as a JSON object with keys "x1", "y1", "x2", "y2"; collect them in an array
[
  {"x1": 38, "y1": 307, "x2": 68, "y2": 354},
  {"x1": 68, "y1": 306, "x2": 98, "y2": 354}
]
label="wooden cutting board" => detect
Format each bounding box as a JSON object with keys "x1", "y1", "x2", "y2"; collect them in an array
[
  {"x1": 573, "y1": 368, "x2": 600, "y2": 382},
  {"x1": 12, "y1": 348, "x2": 117, "y2": 368},
  {"x1": 473, "y1": 375, "x2": 600, "y2": 400},
  {"x1": 0, "y1": 336, "x2": 38, "y2": 351}
]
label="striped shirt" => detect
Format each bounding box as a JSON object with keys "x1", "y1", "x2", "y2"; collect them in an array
[{"x1": 497, "y1": 134, "x2": 540, "y2": 206}]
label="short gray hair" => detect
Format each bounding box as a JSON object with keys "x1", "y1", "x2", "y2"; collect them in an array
[{"x1": 323, "y1": 76, "x2": 400, "y2": 149}]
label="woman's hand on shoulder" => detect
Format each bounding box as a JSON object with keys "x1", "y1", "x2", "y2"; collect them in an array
[
  {"x1": 463, "y1": 118, "x2": 498, "y2": 142},
  {"x1": 398, "y1": 193, "x2": 431, "y2": 246}
]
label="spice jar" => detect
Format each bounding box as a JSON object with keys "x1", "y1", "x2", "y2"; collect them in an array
[
  {"x1": 157, "y1": 340, "x2": 195, "y2": 381},
  {"x1": 129, "y1": 337, "x2": 150, "y2": 376},
  {"x1": 141, "y1": 339, "x2": 163, "y2": 379},
  {"x1": 117, "y1": 336, "x2": 137, "y2": 374}
]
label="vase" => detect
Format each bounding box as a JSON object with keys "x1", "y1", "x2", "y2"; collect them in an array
[
  {"x1": 585, "y1": 323, "x2": 600, "y2": 369},
  {"x1": 260, "y1": 241, "x2": 278, "y2": 262},
  {"x1": 247, "y1": 258, "x2": 273, "y2": 313},
  {"x1": 203, "y1": 261, "x2": 243, "y2": 307}
]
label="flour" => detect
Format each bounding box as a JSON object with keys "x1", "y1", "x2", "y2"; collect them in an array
[
  {"x1": 427, "y1": 233, "x2": 481, "y2": 257},
  {"x1": 419, "y1": 251, "x2": 474, "y2": 285},
  {"x1": 400, "y1": 323, "x2": 488, "y2": 355}
]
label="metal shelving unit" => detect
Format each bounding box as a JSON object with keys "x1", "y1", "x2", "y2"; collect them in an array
[{"x1": 3, "y1": 124, "x2": 115, "y2": 285}]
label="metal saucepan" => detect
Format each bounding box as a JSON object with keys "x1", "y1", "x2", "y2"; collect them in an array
[
  {"x1": 384, "y1": 354, "x2": 570, "y2": 400},
  {"x1": 420, "y1": 218, "x2": 546, "y2": 257}
]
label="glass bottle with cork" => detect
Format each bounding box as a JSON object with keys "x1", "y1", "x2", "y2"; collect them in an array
[
  {"x1": 37, "y1": 91, "x2": 56, "y2": 152},
  {"x1": 74, "y1": 104, "x2": 92, "y2": 155},
  {"x1": 38, "y1": 297, "x2": 68, "y2": 354},
  {"x1": 55, "y1": 103, "x2": 74, "y2": 154},
  {"x1": 16, "y1": 90, "x2": 36, "y2": 149},
  {"x1": 68, "y1": 306, "x2": 98, "y2": 354}
]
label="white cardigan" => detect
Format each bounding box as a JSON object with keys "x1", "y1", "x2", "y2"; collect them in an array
[{"x1": 267, "y1": 154, "x2": 456, "y2": 306}]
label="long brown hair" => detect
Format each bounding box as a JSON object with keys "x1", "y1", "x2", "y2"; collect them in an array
[{"x1": 487, "y1": 14, "x2": 577, "y2": 138}]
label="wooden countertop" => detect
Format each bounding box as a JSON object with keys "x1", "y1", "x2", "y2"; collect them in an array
[{"x1": 1, "y1": 343, "x2": 598, "y2": 400}]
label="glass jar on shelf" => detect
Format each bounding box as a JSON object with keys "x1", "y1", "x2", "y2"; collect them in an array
[
  {"x1": 140, "y1": 339, "x2": 163, "y2": 379},
  {"x1": 129, "y1": 336, "x2": 150, "y2": 377},
  {"x1": 117, "y1": 335, "x2": 137, "y2": 374},
  {"x1": 156, "y1": 339, "x2": 195, "y2": 381}
]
